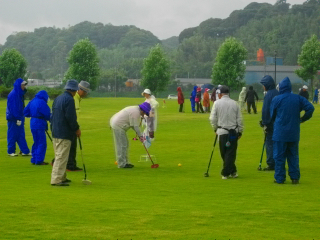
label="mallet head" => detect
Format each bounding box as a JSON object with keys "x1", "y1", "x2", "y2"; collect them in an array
[
  {"x1": 82, "y1": 179, "x2": 92, "y2": 185},
  {"x1": 257, "y1": 166, "x2": 262, "y2": 171},
  {"x1": 204, "y1": 172, "x2": 209, "y2": 177}
]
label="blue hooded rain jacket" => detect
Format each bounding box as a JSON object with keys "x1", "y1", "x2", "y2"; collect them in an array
[
  {"x1": 6, "y1": 78, "x2": 30, "y2": 154},
  {"x1": 270, "y1": 77, "x2": 314, "y2": 142},
  {"x1": 260, "y1": 75, "x2": 279, "y2": 128},
  {"x1": 190, "y1": 86, "x2": 197, "y2": 112},
  {"x1": 24, "y1": 90, "x2": 51, "y2": 164}
]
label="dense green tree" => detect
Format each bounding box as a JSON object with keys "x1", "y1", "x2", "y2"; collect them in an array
[
  {"x1": 212, "y1": 37, "x2": 247, "y2": 90},
  {"x1": 0, "y1": 48, "x2": 27, "y2": 87},
  {"x1": 141, "y1": 44, "x2": 171, "y2": 95},
  {"x1": 295, "y1": 34, "x2": 320, "y2": 93},
  {"x1": 64, "y1": 38, "x2": 100, "y2": 90}
]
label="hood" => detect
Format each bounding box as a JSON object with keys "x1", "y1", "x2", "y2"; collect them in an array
[
  {"x1": 260, "y1": 75, "x2": 276, "y2": 91},
  {"x1": 241, "y1": 87, "x2": 246, "y2": 92},
  {"x1": 35, "y1": 90, "x2": 49, "y2": 102},
  {"x1": 279, "y1": 77, "x2": 292, "y2": 94},
  {"x1": 177, "y1": 87, "x2": 182, "y2": 92},
  {"x1": 13, "y1": 78, "x2": 25, "y2": 95},
  {"x1": 193, "y1": 86, "x2": 198, "y2": 91},
  {"x1": 197, "y1": 87, "x2": 201, "y2": 92}
]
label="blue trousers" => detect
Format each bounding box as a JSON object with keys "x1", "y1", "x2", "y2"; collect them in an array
[
  {"x1": 7, "y1": 121, "x2": 30, "y2": 154},
  {"x1": 190, "y1": 99, "x2": 195, "y2": 112},
  {"x1": 265, "y1": 131, "x2": 275, "y2": 168},
  {"x1": 31, "y1": 129, "x2": 47, "y2": 164},
  {"x1": 273, "y1": 141, "x2": 300, "y2": 183}
]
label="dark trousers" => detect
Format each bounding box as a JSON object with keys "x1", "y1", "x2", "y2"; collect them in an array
[
  {"x1": 67, "y1": 133, "x2": 77, "y2": 169},
  {"x1": 179, "y1": 103, "x2": 184, "y2": 112},
  {"x1": 247, "y1": 101, "x2": 257, "y2": 113},
  {"x1": 196, "y1": 102, "x2": 204, "y2": 113},
  {"x1": 219, "y1": 134, "x2": 238, "y2": 177},
  {"x1": 265, "y1": 131, "x2": 275, "y2": 168},
  {"x1": 273, "y1": 141, "x2": 300, "y2": 183}
]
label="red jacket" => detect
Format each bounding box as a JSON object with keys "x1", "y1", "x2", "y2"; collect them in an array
[{"x1": 177, "y1": 87, "x2": 184, "y2": 104}]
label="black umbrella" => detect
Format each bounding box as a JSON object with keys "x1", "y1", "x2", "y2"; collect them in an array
[{"x1": 201, "y1": 84, "x2": 214, "y2": 93}]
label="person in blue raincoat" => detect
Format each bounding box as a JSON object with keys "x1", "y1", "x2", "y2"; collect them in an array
[
  {"x1": 6, "y1": 78, "x2": 31, "y2": 156},
  {"x1": 269, "y1": 77, "x2": 314, "y2": 184},
  {"x1": 259, "y1": 75, "x2": 279, "y2": 171},
  {"x1": 312, "y1": 88, "x2": 318, "y2": 104},
  {"x1": 189, "y1": 86, "x2": 197, "y2": 113},
  {"x1": 24, "y1": 90, "x2": 51, "y2": 165}
]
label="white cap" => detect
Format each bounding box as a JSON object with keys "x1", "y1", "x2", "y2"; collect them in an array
[
  {"x1": 21, "y1": 81, "x2": 28, "y2": 85},
  {"x1": 142, "y1": 89, "x2": 151, "y2": 96},
  {"x1": 303, "y1": 85, "x2": 308, "y2": 90}
]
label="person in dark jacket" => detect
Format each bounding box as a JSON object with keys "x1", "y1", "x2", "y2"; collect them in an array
[
  {"x1": 6, "y1": 78, "x2": 31, "y2": 156},
  {"x1": 299, "y1": 85, "x2": 309, "y2": 100},
  {"x1": 245, "y1": 86, "x2": 259, "y2": 114},
  {"x1": 190, "y1": 86, "x2": 197, "y2": 113},
  {"x1": 312, "y1": 88, "x2": 318, "y2": 104},
  {"x1": 177, "y1": 87, "x2": 184, "y2": 112},
  {"x1": 24, "y1": 90, "x2": 51, "y2": 165},
  {"x1": 260, "y1": 75, "x2": 279, "y2": 171},
  {"x1": 195, "y1": 87, "x2": 204, "y2": 113},
  {"x1": 270, "y1": 77, "x2": 314, "y2": 184},
  {"x1": 50, "y1": 80, "x2": 81, "y2": 186}
]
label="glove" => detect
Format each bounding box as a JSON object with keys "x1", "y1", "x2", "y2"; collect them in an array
[
  {"x1": 263, "y1": 125, "x2": 268, "y2": 133},
  {"x1": 139, "y1": 136, "x2": 144, "y2": 143},
  {"x1": 16, "y1": 120, "x2": 22, "y2": 126},
  {"x1": 259, "y1": 120, "x2": 264, "y2": 128}
]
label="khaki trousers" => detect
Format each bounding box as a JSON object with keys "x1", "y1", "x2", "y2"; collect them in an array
[
  {"x1": 112, "y1": 128, "x2": 130, "y2": 168},
  {"x1": 51, "y1": 138, "x2": 72, "y2": 184}
]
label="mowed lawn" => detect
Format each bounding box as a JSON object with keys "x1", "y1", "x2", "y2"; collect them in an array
[{"x1": 0, "y1": 97, "x2": 319, "y2": 240}]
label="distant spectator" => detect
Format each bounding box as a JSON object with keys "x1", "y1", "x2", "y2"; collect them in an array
[
  {"x1": 245, "y1": 86, "x2": 259, "y2": 114},
  {"x1": 312, "y1": 88, "x2": 318, "y2": 104},
  {"x1": 299, "y1": 85, "x2": 309, "y2": 100},
  {"x1": 203, "y1": 88, "x2": 210, "y2": 113},
  {"x1": 195, "y1": 87, "x2": 204, "y2": 113},
  {"x1": 190, "y1": 86, "x2": 197, "y2": 113},
  {"x1": 238, "y1": 87, "x2": 247, "y2": 111},
  {"x1": 177, "y1": 87, "x2": 184, "y2": 113}
]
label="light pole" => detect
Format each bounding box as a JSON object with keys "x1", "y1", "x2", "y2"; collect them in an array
[
  {"x1": 114, "y1": 67, "x2": 117, "y2": 98},
  {"x1": 274, "y1": 50, "x2": 277, "y2": 85}
]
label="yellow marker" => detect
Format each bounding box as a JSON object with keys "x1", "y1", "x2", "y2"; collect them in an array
[{"x1": 178, "y1": 163, "x2": 182, "y2": 167}]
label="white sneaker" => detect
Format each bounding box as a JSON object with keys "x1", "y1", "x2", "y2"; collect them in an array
[
  {"x1": 8, "y1": 153, "x2": 18, "y2": 157},
  {"x1": 21, "y1": 153, "x2": 32, "y2": 156},
  {"x1": 231, "y1": 173, "x2": 238, "y2": 178},
  {"x1": 221, "y1": 176, "x2": 228, "y2": 180}
]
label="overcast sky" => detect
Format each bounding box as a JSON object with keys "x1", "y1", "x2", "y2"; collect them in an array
[{"x1": 0, "y1": 0, "x2": 304, "y2": 44}]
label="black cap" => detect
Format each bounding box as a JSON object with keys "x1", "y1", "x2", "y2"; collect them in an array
[{"x1": 220, "y1": 85, "x2": 229, "y2": 94}]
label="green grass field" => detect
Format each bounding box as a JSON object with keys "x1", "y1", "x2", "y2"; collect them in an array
[{"x1": 0, "y1": 97, "x2": 319, "y2": 239}]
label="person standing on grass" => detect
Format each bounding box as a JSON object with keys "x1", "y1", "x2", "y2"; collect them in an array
[
  {"x1": 238, "y1": 87, "x2": 247, "y2": 111},
  {"x1": 6, "y1": 78, "x2": 31, "y2": 157},
  {"x1": 259, "y1": 75, "x2": 279, "y2": 171},
  {"x1": 50, "y1": 80, "x2": 81, "y2": 186},
  {"x1": 177, "y1": 87, "x2": 184, "y2": 113},
  {"x1": 245, "y1": 86, "x2": 259, "y2": 114},
  {"x1": 210, "y1": 87, "x2": 217, "y2": 104},
  {"x1": 203, "y1": 88, "x2": 210, "y2": 113},
  {"x1": 209, "y1": 85, "x2": 243, "y2": 180},
  {"x1": 299, "y1": 85, "x2": 309, "y2": 100},
  {"x1": 190, "y1": 86, "x2": 197, "y2": 113},
  {"x1": 195, "y1": 87, "x2": 204, "y2": 113},
  {"x1": 270, "y1": 77, "x2": 314, "y2": 184},
  {"x1": 142, "y1": 89, "x2": 159, "y2": 139},
  {"x1": 23, "y1": 90, "x2": 51, "y2": 165},
  {"x1": 110, "y1": 102, "x2": 151, "y2": 168},
  {"x1": 312, "y1": 88, "x2": 318, "y2": 104}
]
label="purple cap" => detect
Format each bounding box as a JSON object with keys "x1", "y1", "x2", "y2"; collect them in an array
[{"x1": 139, "y1": 102, "x2": 151, "y2": 116}]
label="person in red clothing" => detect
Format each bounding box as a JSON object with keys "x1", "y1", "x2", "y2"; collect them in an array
[{"x1": 177, "y1": 87, "x2": 184, "y2": 112}]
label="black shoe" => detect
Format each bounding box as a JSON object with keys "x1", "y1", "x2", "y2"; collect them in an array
[
  {"x1": 62, "y1": 179, "x2": 72, "y2": 183},
  {"x1": 274, "y1": 180, "x2": 285, "y2": 184},
  {"x1": 263, "y1": 166, "x2": 275, "y2": 171},
  {"x1": 292, "y1": 180, "x2": 299, "y2": 184},
  {"x1": 35, "y1": 162, "x2": 49, "y2": 165},
  {"x1": 67, "y1": 166, "x2": 83, "y2": 171},
  {"x1": 123, "y1": 164, "x2": 134, "y2": 168},
  {"x1": 51, "y1": 182, "x2": 69, "y2": 186}
]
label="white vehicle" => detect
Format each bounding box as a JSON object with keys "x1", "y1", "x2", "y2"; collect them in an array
[{"x1": 167, "y1": 94, "x2": 178, "y2": 99}]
